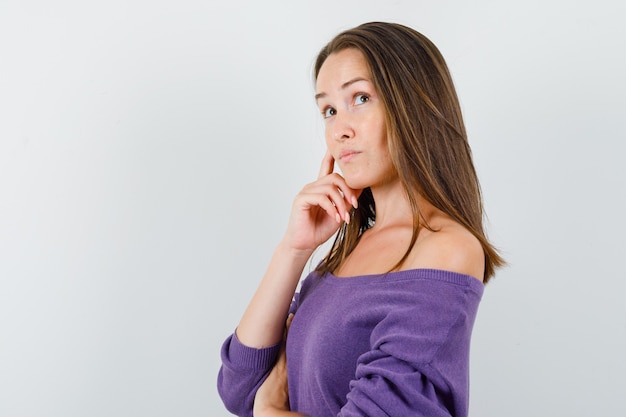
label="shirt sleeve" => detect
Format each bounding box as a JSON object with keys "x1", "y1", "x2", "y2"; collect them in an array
[
  {"x1": 217, "y1": 291, "x2": 303, "y2": 416},
  {"x1": 217, "y1": 332, "x2": 281, "y2": 417},
  {"x1": 338, "y1": 351, "x2": 455, "y2": 417},
  {"x1": 338, "y1": 285, "x2": 475, "y2": 417}
]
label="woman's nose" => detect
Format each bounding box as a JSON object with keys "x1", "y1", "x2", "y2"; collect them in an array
[{"x1": 331, "y1": 113, "x2": 355, "y2": 141}]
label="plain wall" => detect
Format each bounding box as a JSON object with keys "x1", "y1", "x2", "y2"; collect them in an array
[{"x1": 1, "y1": 1, "x2": 625, "y2": 416}]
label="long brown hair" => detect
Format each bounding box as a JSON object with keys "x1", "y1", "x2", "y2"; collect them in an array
[{"x1": 313, "y1": 22, "x2": 504, "y2": 283}]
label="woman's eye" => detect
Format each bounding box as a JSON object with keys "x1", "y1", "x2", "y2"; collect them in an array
[
  {"x1": 354, "y1": 94, "x2": 370, "y2": 105},
  {"x1": 323, "y1": 107, "x2": 336, "y2": 118}
]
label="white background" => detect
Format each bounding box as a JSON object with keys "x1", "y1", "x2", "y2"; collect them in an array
[{"x1": 1, "y1": 1, "x2": 625, "y2": 416}]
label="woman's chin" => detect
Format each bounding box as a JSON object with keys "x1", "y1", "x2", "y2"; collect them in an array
[{"x1": 344, "y1": 177, "x2": 367, "y2": 191}]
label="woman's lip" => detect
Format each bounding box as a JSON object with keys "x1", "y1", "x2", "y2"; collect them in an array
[{"x1": 339, "y1": 150, "x2": 361, "y2": 161}]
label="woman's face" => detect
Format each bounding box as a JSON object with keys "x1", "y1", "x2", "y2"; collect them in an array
[{"x1": 315, "y1": 48, "x2": 397, "y2": 191}]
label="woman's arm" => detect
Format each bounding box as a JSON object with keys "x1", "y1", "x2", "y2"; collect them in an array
[
  {"x1": 218, "y1": 152, "x2": 358, "y2": 416},
  {"x1": 236, "y1": 243, "x2": 313, "y2": 348},
  {"x1": 236, "y1": 151, "x2": 359, "y2": 349}
]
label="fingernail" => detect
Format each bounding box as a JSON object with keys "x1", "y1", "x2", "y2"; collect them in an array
[
  {"x1": 344, "y1": 212, "x2": 350, "y2": 224},
  {"x1": 335, "y1": 213, "x2": 341, "y2": 223},
  {"x1": 352, "y1": 196, "x2": 358, "y2": 209}
]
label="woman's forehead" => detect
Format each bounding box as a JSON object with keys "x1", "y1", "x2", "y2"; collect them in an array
[{"x1": 315, "y1": 49, "x2": 372, "y2": 94}]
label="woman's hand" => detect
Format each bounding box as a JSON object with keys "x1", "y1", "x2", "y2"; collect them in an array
[{"x1": 283, "y1": 151, "x2": 360, "y2": 252}]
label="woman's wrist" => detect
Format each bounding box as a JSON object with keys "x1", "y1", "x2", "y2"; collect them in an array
[{"x1": 274, "y1": 240, "x2": 315, "y2": 265}]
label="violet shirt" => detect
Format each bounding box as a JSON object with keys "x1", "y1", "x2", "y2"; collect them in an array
[{"x1": 218, "y1": 268, "x2": 484, "y2": 417}]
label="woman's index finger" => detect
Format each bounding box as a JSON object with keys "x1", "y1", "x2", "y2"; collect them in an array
[{"x1": 318, "y1": 150, "x2": 335, "y2": 179}]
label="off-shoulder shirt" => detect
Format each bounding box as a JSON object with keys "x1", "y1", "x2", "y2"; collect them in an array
[{"x1": 218, "y1": 268, "x2": 484, "y2": 417}]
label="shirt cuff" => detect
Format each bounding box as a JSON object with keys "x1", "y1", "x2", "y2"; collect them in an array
[{"x1": 224, "y1": 330, "x2": 282, "y2": 371}]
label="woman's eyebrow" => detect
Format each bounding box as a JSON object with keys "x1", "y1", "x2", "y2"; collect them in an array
[{"x1": 315, "y1": 77, "x2": 369, "y2": 101}]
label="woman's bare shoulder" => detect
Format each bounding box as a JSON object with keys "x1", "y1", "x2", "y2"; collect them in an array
[{"x1": 406, "y1": 221, "x2": 485, "y2": 282}]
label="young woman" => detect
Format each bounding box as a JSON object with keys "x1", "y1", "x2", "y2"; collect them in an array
[{"x1": 218, "y1": 22, "x2": 504, "y2": 417}]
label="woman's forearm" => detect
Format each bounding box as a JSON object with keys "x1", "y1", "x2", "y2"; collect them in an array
[{"x1": 236, "y1": 241, "x2": 313, "y2": 348}]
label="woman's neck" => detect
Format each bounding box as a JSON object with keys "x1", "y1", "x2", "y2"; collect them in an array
[
  {"x1": 369, "y1": 179, "x2": 441, "y2": 232},
  {"x1": 368, "y1": 180, "x2": 412, "y2": 230}
]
